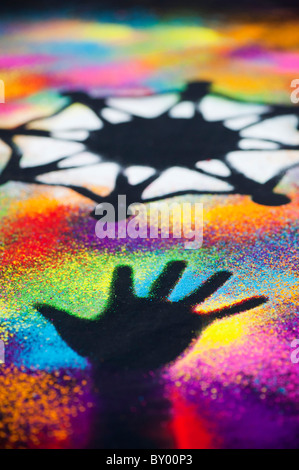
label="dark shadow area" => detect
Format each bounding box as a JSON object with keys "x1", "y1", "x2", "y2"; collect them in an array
[
  {"x1": 1, "y1": 81, "x2": 298, "y2": 215},
  {"x1": 35, "y1": 261, "x2": 268, "y2": 447}
]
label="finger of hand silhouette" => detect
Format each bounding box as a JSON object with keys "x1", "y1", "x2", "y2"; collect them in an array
[
  {"x1": 149, "y1": 261, "x2": 187, "y2": 301},
  {"x1": 35, "y1": 303, "x2": 92, "y2": 336},
  {"x1": 109, "y1": 265, "x2": 135, "y2": 305},
  {"x1": 182, "y1": 270, "x2": 232, "y2": 307},
  {"x1": 197, "y1": 295, "x2": 268, "y2": 326}
]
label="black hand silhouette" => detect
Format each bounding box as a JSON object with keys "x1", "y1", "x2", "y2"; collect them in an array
[{"x1": 35, "y1": 261, "x2": 267, "y2": 371}]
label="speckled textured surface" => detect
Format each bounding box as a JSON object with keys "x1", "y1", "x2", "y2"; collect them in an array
[{"x1": 0, "y1": 7, "x2": 298, "y2": 448}]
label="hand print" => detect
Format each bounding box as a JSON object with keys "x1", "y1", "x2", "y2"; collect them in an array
[{"x1": 35, "y1": 261, "x2": 267, "y2": 371}]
